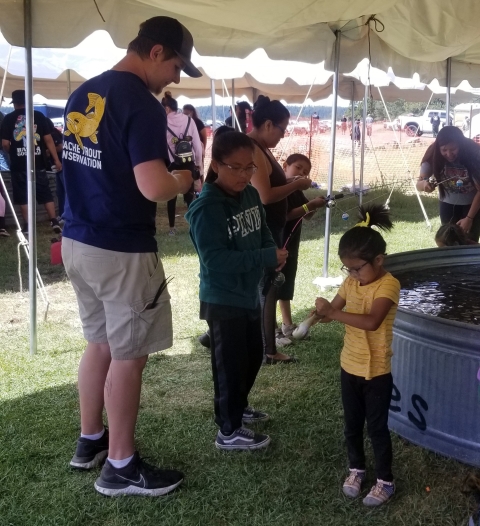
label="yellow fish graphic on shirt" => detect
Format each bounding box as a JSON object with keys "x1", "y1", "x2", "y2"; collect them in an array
[{"x1": 65, "y1": 93, "x2": 105, "y2": 150}]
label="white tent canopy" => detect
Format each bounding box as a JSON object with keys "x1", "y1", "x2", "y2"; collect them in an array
[
  {"x1": 2, "y1": 31, "x2": 479, "y2": 105},
  {"x1": 2, "y1": 0, "x2": 480, "y2": 85}
]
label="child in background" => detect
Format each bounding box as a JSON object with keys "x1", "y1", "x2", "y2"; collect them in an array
[
  {"x1": 186, "y1": 127, "x2": 287, "y2": 451},
  {"x1": 314, "y1": 204, "x2": 400, "y2": 507},
  {"x1": 276, "y1": 154, "x2": 325, "y2": 341},
  {"x1": 435, "y1": 223, "x2": 478, "y2": 247}
]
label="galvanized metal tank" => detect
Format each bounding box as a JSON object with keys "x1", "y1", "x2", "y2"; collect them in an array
[{"x1": 385, "y1": 246, "x2": 480, "y2": 467}]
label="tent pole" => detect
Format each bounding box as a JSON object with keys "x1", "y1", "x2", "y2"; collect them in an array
[
  {"x1": 231, "y1": 78, "x2": 235, "y2": 130},
  {"x1": 469, "y1": 104, "x2": 473, "y2": 139},
  {"x1": 322, "y1": 30, "x2": 341, "y2": 278},
  {"x1": 66, "y1": 68, "x2": 72, "y2": 97},
  {"x1": 350, "y1": 84, "x2": 355, "y2": 192},
  {"x1": 24, "y1": 0, "x2": 37, "y2": 355},
  {"x1": 210, "y1": 79, "x2": 216, "y2": 132},
  {"x1": 0, "y1": 46, "x2": 13, "y2": 104},
  {"x1": 359, "y1": 83, "x2": 368, "y2": 205},
  {"x1": 445, "y1": 57, "x2": 452, "y2": 124}
]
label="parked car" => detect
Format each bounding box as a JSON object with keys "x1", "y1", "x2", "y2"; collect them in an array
[
  {"x1": 286, "y1": 120, "x2": 310, "y2": 135},
  {"x1": 383, "y1": 119, "x2": 401, "y2": 131},
  {"x1": 398, "y1": 109, "x2": 453, "y2": 136}
]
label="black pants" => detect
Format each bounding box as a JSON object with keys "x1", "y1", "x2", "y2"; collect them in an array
[
  {"x1": 167, "y1": 161, "x2": 195, "y2": 228},
  {"x1": 341, "y1": 368, "x2": 393, "y2": 482},
  {"x1": 208, "y1": 314, "x2": 264, "y2": 435},
  {"x1": 439, "y1": 200, "x2": 480, "y2": 242}
]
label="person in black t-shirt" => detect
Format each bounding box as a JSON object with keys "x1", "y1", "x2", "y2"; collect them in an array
[
  {"x1": 278, "y1": 154, "x2": 325, "y2": 337},
  {"x1": 46, "y1": 118, "x2": 65, "y2": 219},
  {"x1": 0, "y1": 90, "x2": 63, "y2": 234}
]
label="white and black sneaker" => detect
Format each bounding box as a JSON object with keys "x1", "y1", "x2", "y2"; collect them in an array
[
  {"x1": 242, "y1": 406, "x2": 269, "y2": 424},
  {"x1": 70, "y1": 428, "x2": 109, "y2": 470},
  {"x1": 50, "y1": 219, "x2": 62, "y2": 234},
  {"x1": 215, "y1": 427, "x2": 271, "y2": 451},
  {"x1": 94, "y1": 452, "x2": 184, "y2": 497}
]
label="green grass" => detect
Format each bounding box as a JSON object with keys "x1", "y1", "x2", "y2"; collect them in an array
[{"x1": 0, "y1": 191, "x2": 476, "y2": 525}]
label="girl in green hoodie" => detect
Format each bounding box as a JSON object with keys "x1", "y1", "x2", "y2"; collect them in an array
[{"x1": 186, "y1": 127, "x2": 288, "y2": 450}]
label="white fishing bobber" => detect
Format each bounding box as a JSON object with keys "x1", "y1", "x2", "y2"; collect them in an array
[
  {"x1": 342, "y1": 212, "x2": 349, "y2": 220},
  {"x1": 456, "y1": 179, "x2": 464, "y2": 187}
]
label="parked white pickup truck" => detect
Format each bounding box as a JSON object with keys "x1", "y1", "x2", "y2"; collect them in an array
[{"x1": 398, "y1": 110, "x2": 453, "y2": 136}]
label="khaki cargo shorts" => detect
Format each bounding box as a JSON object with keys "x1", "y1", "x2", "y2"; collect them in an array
[{"x1": 62, "y1": 237, "x2": 173, "y2": 360}]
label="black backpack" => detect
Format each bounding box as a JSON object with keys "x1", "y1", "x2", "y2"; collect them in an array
[{"x1": 167, "y1": 117, "x2": 194, "y2": 164}]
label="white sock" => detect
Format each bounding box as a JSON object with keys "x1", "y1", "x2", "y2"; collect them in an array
[
  {"x1": 108, "y1": 454, "x2": 134, "y2": 469},
  {"x1": 81, "y1": 428, "x2": 105, "y2": 441}
]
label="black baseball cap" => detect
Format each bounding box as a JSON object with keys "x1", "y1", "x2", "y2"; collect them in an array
[
  {"x1": 138, "y1": 16, "x2": 202, "y2": 78},
  {"x1": 11, "y1": 90, "x2": 26, "y2": 104}
]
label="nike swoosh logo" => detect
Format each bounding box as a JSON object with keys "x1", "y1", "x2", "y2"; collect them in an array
[{"x1": 118, "y1": 474, "x2": 145, "y2": 487}]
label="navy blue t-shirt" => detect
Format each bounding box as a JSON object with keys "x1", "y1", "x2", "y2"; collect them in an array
[{"x1": 62, "y1": 70, "x2": 169, "y2": 252}]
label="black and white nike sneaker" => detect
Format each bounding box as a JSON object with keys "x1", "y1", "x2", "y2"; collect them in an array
[
  {"x1": 70, "y1": 428, "x2": 109, "y2": 470},
  {"x1": 94, "y1": 452, "x2": 184, "y2": 497}
]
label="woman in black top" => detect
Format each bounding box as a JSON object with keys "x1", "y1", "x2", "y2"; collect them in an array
[{"x1": 248, "y1": 96, "x2": 311, "y2": 364}]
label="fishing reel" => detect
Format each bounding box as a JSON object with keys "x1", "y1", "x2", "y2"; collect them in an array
[{"x1": 325, "y1": 193, "x2": 344, "y2": 209}]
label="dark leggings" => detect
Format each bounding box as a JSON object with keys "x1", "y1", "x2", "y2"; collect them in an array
[
  {"x1": 439, "y1": 200, "x2": 480, "y2": 242},
  {"x1": 167, "y1": 161, "x2": 195, "y2": 228},
  {"x1": 341, "y1": 369, "x2": 393, "y2": 482}
]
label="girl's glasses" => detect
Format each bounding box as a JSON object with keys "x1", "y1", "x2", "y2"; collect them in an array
[
  {"x1": 340, "y1": 261, "x2": 370, "y2": 275},
  {"x1": 273, "y1": 124, "x2": 287, "y2": 135},
  {"x1": 218, "y1": 162, "x2": 258, "y2": 176}
]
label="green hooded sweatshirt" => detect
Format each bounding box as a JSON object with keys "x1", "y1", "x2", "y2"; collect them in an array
[{"x1": 185, "y1": 182, "x2": 278, "y2": 310}]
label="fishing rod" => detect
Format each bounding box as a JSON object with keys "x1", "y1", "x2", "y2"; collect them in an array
[{"x1": 282, "y1": 193, "x2": 345, "y2": 250}]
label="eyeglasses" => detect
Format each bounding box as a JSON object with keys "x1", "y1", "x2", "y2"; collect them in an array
[
  {"x1": 273, "y1": 124, "x2": 287, "y2": 135},
  {"x1": 218, "y1": 162, "x2": 258, "y2": 177},
  {"x1": 340, "y1": 261, "x2": 370, "y2": 275}
]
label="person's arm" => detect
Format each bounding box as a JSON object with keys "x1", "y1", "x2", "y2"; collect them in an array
[
  {"x1": 189, "y1": 120, "x2": 203, "y2": 173},
  {"x1": 2, "y1": 139, "x2": 10, "y2": 154},
  {"x1": 286, "y1": 195, "x2": 326, "y2": 222},
  {"x1": 134, "y1": 158, "x2": 193, "y2": 202},
  {"x1": 457, "y1": 182, "x2": 480, "y2": 232},
  {"x1": 43, "y1": 134, "x2": 62, "y2": 171},
  {"x1": 416, "y1": 162, "x2": 435, "y2": 192},
  {"x1": 199, "y1": 127, "x2": 208, "y2": 151},
  {"x1": 315, "y1": 296, "x2": 395, "y2": 331},
  {"x1": 315, "y1": 294, "x2": 346, "y2": 324},
  {"x1": 250, "y1": 145, "x2": 311, "y2": 204}
]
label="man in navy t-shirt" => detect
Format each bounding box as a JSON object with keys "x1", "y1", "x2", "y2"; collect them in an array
[
  {"x1": 0, "y1": 90, "x2": 63, "y2": 234},
  {"x1": 62, "y1": 16, "x2": 201, "y2": 497}
]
